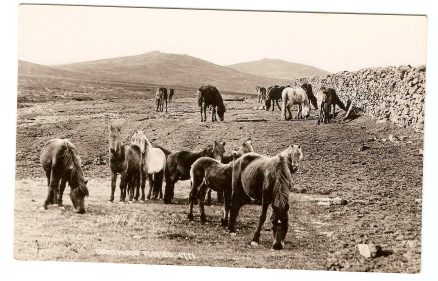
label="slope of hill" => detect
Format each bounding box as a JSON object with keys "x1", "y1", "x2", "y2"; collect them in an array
[
  {"x1": 18, "y1": 60, "x2": 89, "y2": 80},
  {"x1": 228, "y1": 58, "x2": 329, "y2": 80},
  {"x1": 51, "y1": 51, "x2": 290, "y2": 92}
]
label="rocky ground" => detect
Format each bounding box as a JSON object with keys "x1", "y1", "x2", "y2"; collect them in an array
[{"x1": 14, "y1": 76, "x2": 423, "y2": 272}]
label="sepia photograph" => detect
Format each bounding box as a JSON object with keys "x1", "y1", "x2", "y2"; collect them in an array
[{"x1": 13, "y1": 3, "x2": 427, "y2": 274}]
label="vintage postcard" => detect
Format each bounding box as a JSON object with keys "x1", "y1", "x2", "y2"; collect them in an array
[{"x1": 15, "y1": 5, "x2": 426, "y2": 273}]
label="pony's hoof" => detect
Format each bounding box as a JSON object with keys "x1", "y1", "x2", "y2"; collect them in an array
[
  {"x1": 250, "y1": 241, "x2": 259, "y2": 246},
  {"x1": 128, "y1": 201, "x2": 133, "y2": 204},
  {"x1": 108, "y1": 200, "x2": 113, "y2": 203},
  {"x1": 187, "y1": 214, "x2": 194, "y2": 221},
  {"x1": 140, "y1": 199, "x2": 146, "y2": 203},
  {"x1": 58, "y1": 206, "x2": 65, "y2": 210},
  {"x1": 39, "y1": 206, "x2": 47, "y2": 211},
  {"x1": 230, "y1": 232, "x2": 237, "y2": 236},
  {"x1": 220, "y1": 218, "x2": 228, "y2": 227}
]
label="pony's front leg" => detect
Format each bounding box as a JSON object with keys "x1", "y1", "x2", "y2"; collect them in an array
[
  {"x1": 199, "y1": 104, "x2": 204, "y2": 122},
  {"x1": 276, "y1": 100, "x2": 281, "y2": 111},
  {"x1": 211, "y1": 107, "x2": 216, "y2": 122},
  {"x1": 109, "y1": 172, "x2": 117, "y2": 202},
  {"x1": 251, "y1": 200, "x2": 269, "y2": 246},
  {"x1": 119, "y1": 173, "x2": 128, "y2": 202},
  {"x1": 298, "y1": 104, "x2": 303, "y2": 119},
  {"x1": 140, "y1": 170, "x2": 146, "y2": 202},
  {"x1": 287, "y1": 106, "x2": 292, "y2": 121},
  {"x1": 165, "y1": 99, "x2": 168, "y2": 112}
]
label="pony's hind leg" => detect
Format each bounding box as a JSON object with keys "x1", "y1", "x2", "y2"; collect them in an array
[
  {"x1": 140, "y1": 169, "x2": 147, "y2": 202},
  {"x1": 197, "y1": 182, "x2": 209, "y2": 224},
  {"x1": 221, "y1": 188, "x2": 232, "y2": 227},
  {"x1": 119, "y1": 173, "x2": 128, "y2": 202},
  {"x1": 187, "y1": 181, "x2": 198, "y2": 221},
  {"x1": 43, "y1": 170, "x2": 61, "y2": 210},
  {"x1": 58, "y1": 177, "x2": 67, "y2": 207},
  {"x1": 251, "y1": 200, "x2": 269, "y2": 246}
]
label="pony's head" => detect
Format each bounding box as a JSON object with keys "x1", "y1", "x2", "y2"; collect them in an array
[
  {"x1": 240, "y1": 140, "x2": 254, "y2": 154},
  {"x1": 302, "y1": 101, "x2": 311, "y2": 119},
  {"x1": 109, "y1": 124, "x2": 122, "y2": 154},
  {"x1": 271, "y1": 203, "x2": 289, "y2": 250},
  {"x1": 287, "y1": 144, "x2": 303, "y2": 174},
  {"x1": 217, "y1": 104, "x2": 226, "y2": 121},
  {"x1": 70, "y1": 178, "x2": 89, "y2": 214},
  {"x1": 131, "y1": 130, "x2": 146, "y2": 153},
  {"x1": 212, "y1": 141, "x2": 226, "y2": 162}
]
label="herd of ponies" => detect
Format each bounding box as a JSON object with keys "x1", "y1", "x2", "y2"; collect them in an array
[{"x1": 38, "y1": 82, "x2": 348, "y2": 250}]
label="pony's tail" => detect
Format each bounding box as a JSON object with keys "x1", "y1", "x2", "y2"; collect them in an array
[
  {"x1": 197, "y1": 92, "x2": 203, "y2": 107},
  {"x1": 271, "y1": 156, "x2": 292, "y2": 208}
]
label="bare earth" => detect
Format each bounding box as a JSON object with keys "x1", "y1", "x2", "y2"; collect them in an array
[{"x1": 14, "y1": 77, "x2": 423, "y2": 272}]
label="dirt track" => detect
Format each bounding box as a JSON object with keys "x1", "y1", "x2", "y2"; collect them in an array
[{"x1": 14, "y1": 77, "x2": 423, "y2": 272}]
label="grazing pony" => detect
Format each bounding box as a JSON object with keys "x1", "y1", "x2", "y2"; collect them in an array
[
  {"x1": 206, "y1": 140, "x2": 255, "y2": 205},
  {"x1": 156, "y1": 87, "x2": 168, "y2": 112},
  {"x1": 168, "y1": 88, "x2": 175, "y2": 103},
  {"x1": 188, "y1": 140, "x2": 255, "y2": 225},
  {"x1": 256, "y1": 86, "x2": 267, "y2": 103},
  {"x1": 130, "y1": 130, "x2": 167, "y2": 200},
  {"x1": 281, "y1": 86, "x2": 312, "y2": 120},
  {"x1": 40, "y1": 139, "x2": 89, "y2": 214},
  {"x1": 197, "y1": 85, "x2": 226, "y2": 122},
  {"x1": 228, "y1": 145, "x2": 303, "y2": 250},
  {"x1": 108, "y1": 125, "x2": 142, "y2": 203},
  {"x1": 265, "y1": 85, "x2": 285, "y2": 111},
  {"x1": 163, "y1": 141, "x2": 226, "y2": 204},
  {"x1": 316, "y1": 87, "x2": 347, "y2": 124},
  {"x1": 302, "y1": 83, "x2": 318, "y2": 110}
]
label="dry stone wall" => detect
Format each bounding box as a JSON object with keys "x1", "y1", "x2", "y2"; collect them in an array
[{"x1": 290, "y1": 65, "x2": 426, "y2": 131}]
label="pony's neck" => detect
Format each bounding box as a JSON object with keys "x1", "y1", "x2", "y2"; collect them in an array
[{"x1": 111, "y1": 143, "x2": 124, "y2": 159}]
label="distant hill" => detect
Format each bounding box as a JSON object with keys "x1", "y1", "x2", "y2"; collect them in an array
[
  {"x1": 228, "y1": 58, "x2": 329, "y2": 80},
  {"x1": 45, "y1": 51, "x2": 290, "y2": 93},
  {"x1": 18, "y1": 60, "x2": 90, "y2": 80}
]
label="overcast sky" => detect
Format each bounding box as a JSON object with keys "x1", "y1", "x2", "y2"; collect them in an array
[{"x1": 18, "y1": 5, "x2": 427, "y2": 73}]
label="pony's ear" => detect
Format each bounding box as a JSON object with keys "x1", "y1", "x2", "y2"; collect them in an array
[
  {"x1": 297, "y1": 145, "x2": 301, "y2": 149},
  {"x1": 84, "y1": 179, "x2": 89, "y2": 185},
  {"x1": 109, "y1": 125, "x2": 114, "y2": 131},
  {"x1": 222, "y1": 141, "x2": 226, "y2": 147},
  {"x1": 116, "y1": 125, "x2": 121, "y2": 132}
]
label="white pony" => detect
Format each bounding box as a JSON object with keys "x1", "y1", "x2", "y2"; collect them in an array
[
  {"x1": 281, "y1": 87, "x2": 311, "y2": 120},
  {"x1": 131, "y1": 130, "x2": 166, "y2": 201}
]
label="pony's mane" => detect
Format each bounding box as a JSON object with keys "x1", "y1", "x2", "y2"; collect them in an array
[
  {"x1": 62, "y1": 141, "x2": 87, "y2": 194},
  {"x1": 270, "y1": 152, "x2": 292, "y2": 209}
]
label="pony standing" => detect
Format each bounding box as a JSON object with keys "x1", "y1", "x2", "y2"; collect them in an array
[
  {"x1": 265, "y1": 85, "x2": 285, "y2": 111},
  {"x1": 281, "y1": 88, "x2": 310, "y2": 120},
  {"x1": 188, "y1": 141, "x2": 254, "y2": 225},
  {"x1": 108, "y1": 125, "x2": 142, "y2": 203},
  {"x1": 155, "y1": 87, "x2": 168, "y2": 112},
  {"x1": 228, "y1": 145, "x2": 303, "y2": 250},
  {"x1": 130, "y1": 130, "x2": 166, "y2": 200},
  {"x1": 317, "y1": 87, "x2": 347, "y2": 124},
  {"x1": 40, "y1": 139, "x2": 89, "y2": 214},
  {"x1": 168, "y1": 88, "x2": 175, "y2": 103},
  {"x1": 197, "y1": 85, "x2": 226, "y2": 122},
  {"x1": 255, "y1": 86, "x2": 267, "y2": 103},
  {"x1": 163, "y1": 141, "x2": 226, "y2": 204}
]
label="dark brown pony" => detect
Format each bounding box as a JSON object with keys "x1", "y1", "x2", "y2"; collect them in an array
[
  {"x1": 168, "y1": 88, "x2": 175, "y2": 103},
  {"x1": 197, "y1": 85, "x2": 226, "y2": 122},
  {"x1": 317, "y1": 87, "x2": 347, "y2": 124},
  {"x1": 301, "y1": 83, "x2": 318, "y2": 109},
  {"x1": 163, "y1": 141, "x2": 226, "y2": 204},
  {"x1": 188, "y1": 141, "x2": 255, "y2": 225},
  {"x1": 156, "y1": 87, "x2": 168, "y2": 112},
  {"x1": 40, "y1": 139, "x2": 89, "y2": 214},
  {"x1": 228, "y1": 145, "x2": 303, "y2": 250},
  {"x1": 108, "y1": 125, "x2": 142, "y2": 203},
  {"x1": 265, "y1": 85, "x2": 285, "y2": 111}
]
